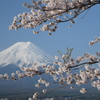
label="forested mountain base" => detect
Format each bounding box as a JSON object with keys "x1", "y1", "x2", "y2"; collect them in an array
[{"x1": 0, "y1": 88, "x2": 100, "y2": 100}]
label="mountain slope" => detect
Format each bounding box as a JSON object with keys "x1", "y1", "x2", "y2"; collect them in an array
[{"x1": 0, "y1": 42, "x2": 55, "y2": 67}]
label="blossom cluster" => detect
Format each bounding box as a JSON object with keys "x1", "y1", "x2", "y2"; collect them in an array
[
  {"x1": 25, "y1": 52, "x2": 100, "y2": 99},
  {"x1": 89, "y1": 36, "x2": 100, "y2": 46},
  {"x1": 0, "y1": 66, "x2": 44, "y2": 82},
  {"x1": 92, "y1": 80, "x2": 100, "y2": 90},
  {"x1": 80, "y1": 88, "x2": 86, "y2": 93},
  {"x1": 1, "y1": 48, "x2": 100, "y2": 99},
  {"x1": 9, "y1": 0, "x2": 100, "y2": 34}
]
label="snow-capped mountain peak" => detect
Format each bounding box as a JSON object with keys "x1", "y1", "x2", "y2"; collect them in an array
[{"x1": 0, "y1": 42, "x2": 55, "y2": 67}]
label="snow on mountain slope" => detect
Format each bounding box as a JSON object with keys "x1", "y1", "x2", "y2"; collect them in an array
[{"x1": 0, "y1": 42, "x2": 55, "y2": 67}]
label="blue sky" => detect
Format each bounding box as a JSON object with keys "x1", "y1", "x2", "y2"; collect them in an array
[{"x1": 0, "y1": 0, "x2": 100, "y2": 58}]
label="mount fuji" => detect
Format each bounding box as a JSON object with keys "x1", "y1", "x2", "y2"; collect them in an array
[{"x1": 0, "y1": 42, "x2": 55, "y2": 67}]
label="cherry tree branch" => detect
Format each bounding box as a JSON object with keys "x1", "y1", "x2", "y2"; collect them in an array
[
  {"x1": 69, "y1": 60, "x2": 99, "y2": 68},
  {"x1": 9, "y1": 0, "x2": 100, "y2": 34}
]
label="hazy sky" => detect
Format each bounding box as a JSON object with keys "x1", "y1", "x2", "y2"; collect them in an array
[{"x1": 0, "y1": 0, "x2": 100, "y2": 58}]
